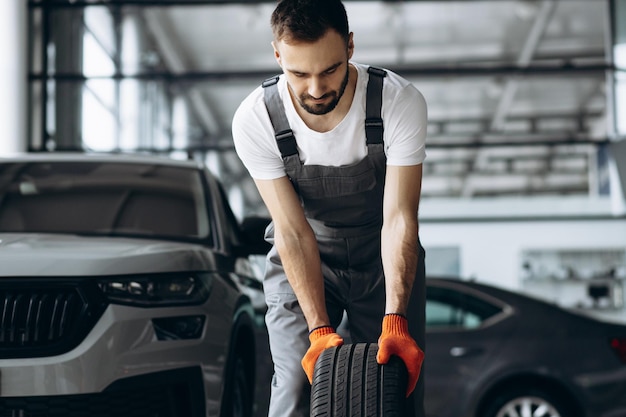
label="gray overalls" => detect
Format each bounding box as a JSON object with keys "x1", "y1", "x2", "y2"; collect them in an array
[{"x1": 262, "y1": 67, "x2": 426, "y2": 417}]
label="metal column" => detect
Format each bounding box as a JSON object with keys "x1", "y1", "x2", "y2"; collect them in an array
[
  {"x1": 0, "y1": 1, "x2": 27, "y2": 155},
  {"x1": 609, "y1": 0, "x2": 626, "y2": 213}
]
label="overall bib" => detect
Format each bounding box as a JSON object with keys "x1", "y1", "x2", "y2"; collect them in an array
[{"x1": 262, "y1": 67, "x2": 426, "y2": 417}]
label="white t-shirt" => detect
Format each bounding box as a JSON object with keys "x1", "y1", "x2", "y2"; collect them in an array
[{"x1": 232, "y1": 62, "x2": 427, "y2": 180}]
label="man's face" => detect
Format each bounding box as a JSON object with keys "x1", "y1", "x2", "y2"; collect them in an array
[{"x1": 273, "y1": 30, "x2": 354, "y2": 116}]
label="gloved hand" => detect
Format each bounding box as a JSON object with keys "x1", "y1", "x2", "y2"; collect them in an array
[
  {"x1": 301, "y1": 325, "x2": 344, "y2": 383},
  {"x1": 376, "y1": 313, "x2": 424, "y2": 397}
]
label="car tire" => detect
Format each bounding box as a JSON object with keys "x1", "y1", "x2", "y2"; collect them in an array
[
  {"x1": 220, "y1": 318, "x2": 255, "y2": 417},
  {"x1": 311, "y1": 343, "x2": 407, "y2": 417},
  {"x1": 227, "y1": 355, "x2": 252, "y2": 417},
  {"x1": 482, "y1": 387, "x2": 572, "y2": 417}
]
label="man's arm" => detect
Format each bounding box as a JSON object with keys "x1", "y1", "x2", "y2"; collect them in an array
[
  {"x1": 255, "y1": 176, "x2": 344, "y2": 383},
  {"x1": 377, "y1": 163, "x2": 424, "y2": 397},
  {"x1": 381, "y1": 164, "x2": 422, "y2": 314},
  {"x1": 254, "y1": 176, "x2": 330, "y2": 330}
]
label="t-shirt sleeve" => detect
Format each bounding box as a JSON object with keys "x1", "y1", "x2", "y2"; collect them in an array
[
  {"x1": 232, "y1": 89, "x2": 287, "y2": 180},
  {"x1": 383, "y1": 83, "x2": 427, "y2": 166}
]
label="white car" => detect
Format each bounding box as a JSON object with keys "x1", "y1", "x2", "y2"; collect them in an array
[{"x1": 0, "y1": 153, "x2": 269, "y2": 417}]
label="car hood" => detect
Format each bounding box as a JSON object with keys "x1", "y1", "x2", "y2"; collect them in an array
[{"x1": 0, "y1": 233, "x2": 218, "y2": 276}]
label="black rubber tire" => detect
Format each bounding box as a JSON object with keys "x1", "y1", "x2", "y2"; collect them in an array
[
  {"x1": 220, "y1": 350, "x2": 254, "y2": 417},
  {"x1": 310, "y1": 343, "x2": 407, "y2": 417},
  {"x1": 220, "y1": 316, "x2": 255, "y2": 417}
]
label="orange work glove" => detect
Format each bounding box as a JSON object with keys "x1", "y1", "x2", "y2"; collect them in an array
[
  {"x1": 376, "y1": 313, "x2": 424, "y2": 397},
  {"x1": 301, "y1": 325, "x2": 344, "y2": 383}
]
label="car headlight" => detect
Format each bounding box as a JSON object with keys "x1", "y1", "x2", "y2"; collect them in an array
[{"x1": 97, "y1": 272, "x2": 212, "y2": 307}]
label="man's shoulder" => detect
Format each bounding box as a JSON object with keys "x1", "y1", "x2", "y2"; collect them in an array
[
  {"x1": 233, "y1": 83, "x2": 268, "y2": 123},
  {"x1": 381, "y1": 68, "x2": 415, "y2": 93},
  {"x1": 237, "y1": 74, "x2": 289, "y2": 110},
  {"x1": 353, "y1": 62, "x2": 415, "y2": 94},
  {"x1": 242, "y1": 83, "x2": 267, "y2": 106}
]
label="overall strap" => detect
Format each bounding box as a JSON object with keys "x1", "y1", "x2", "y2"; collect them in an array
[
  {"x1": 263, "y1": 67, "x2": 387, "y2": 157},
  {"x1": 365, "y1": 66, "x2": 387, "y2": 145},
  {"x1": 262, "y1": 75, "x2": 298, "y2": 158}
]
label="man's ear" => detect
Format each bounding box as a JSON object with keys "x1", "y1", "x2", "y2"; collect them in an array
[
  {"x1": 347, "y1": 32, "x2": 354, "y2": 60},
  {"x1": 271, "y1": 41, "x2": 282, "y2": 67}
]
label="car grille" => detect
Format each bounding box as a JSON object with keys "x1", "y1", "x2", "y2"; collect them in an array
[
  {"x1": 0, "y1": 385, "x2": 190, "y2": 417},
  {"x1": 0, "y1": 279, "x2": 107, "y2": 358},
  {"x1": 0, "y1": 367, "x2": 204, "y2": 417}
]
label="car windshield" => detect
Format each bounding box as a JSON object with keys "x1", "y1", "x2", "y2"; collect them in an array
[{"x1": 0, "y1": 161, "x2": 210, "y2": 241}]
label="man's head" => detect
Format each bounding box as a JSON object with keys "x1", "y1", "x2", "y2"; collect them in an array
[{"x1": 270, "y1": 0, "x2": 354, "y2": 116}]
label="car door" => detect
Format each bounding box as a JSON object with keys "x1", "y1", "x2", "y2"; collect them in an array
[{"x1": 423, "y1": 281, "x2": 513, "y2": 417}]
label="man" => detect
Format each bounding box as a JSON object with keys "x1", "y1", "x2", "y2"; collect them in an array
[{"x1": 232, "y1": 0, "x2": 427, "y2": 415}]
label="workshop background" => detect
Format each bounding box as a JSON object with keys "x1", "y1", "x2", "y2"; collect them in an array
[{"x1": 1, "y1": 0, "x2": 625, "y2": 325}]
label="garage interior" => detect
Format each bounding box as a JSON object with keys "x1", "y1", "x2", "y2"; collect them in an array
[
  {"x1": 6, "y1": 0, "x2": 623, "y2": 319},
  {"x1": 1, "y1": 1, "x2": 626, "y2": 415}
]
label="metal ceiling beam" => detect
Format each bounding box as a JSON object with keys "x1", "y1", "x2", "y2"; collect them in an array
[
  {"x1": 29, "y1": 0, "x2": 279, "y2": 7},
  {"x1": 142, "y1": 8, "x2": 223, "y2": 138},
  {"x1": 429, "y1": 110, "x2": 605, "y2": 139},
  {"x1": 89, "y1": 137, "x2": 606, "y2": 155},
  {"x1": 426, "y1": 138, "x2": 606, "y2": 149},
  {"x1": 467, "y1": 187, "x2": 589, "y2": 198},
  {"x1": 489, "y1": 0, "x2": 556, "y2": 132},
  {"x1": 426, "y1": 169, "x2": 588, "y2": 179},
  {"x1": 421, "y1": 180, "x2": 590, "y2": 198},
  {"x1": 30, "y1": 0, "x2": 508, "y2": 7},
  {"x1": 29, "y1": 62, "x2": 612, "y2": 82},
  {"x1": 431, "y1": 110, "x2": 605, "y2": 125},
  {"x1": 461, "y1": 0, "x2": 556, "y2": 198}
]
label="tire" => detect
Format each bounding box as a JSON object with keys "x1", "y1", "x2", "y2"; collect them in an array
[
  {"x1": 220, "y1": 315, "x2": 255, "y2": 417},
  {"x1": 221, "y1": 350, "x2": 254, "y2": 417},
  {"x1": 311, "y1": 343, "x2": 407, "y2": 417},
  {"x1": 483, "y1": 387, "x2": 572, "y2": 417}
]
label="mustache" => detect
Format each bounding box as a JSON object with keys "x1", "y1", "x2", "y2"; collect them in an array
[{"x1": 302, "y1": 92, "x2": 335, "y2": 101}]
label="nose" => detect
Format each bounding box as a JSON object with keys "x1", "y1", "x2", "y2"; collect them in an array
[{"x1": 308, "y1": 77, "x2": 325, "y2": 99}]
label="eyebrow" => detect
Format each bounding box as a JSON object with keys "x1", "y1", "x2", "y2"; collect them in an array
[{"x1": 287, "y1": 61, "x2": 343, "y2": 76}]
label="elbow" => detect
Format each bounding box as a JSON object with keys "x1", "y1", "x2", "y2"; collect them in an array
[
  {"x1": 273, "y1": 223, "x2": 315, "y2": 253},
  {"x1": 384, "y1": 212, "x2": 418, "y2": 236}
]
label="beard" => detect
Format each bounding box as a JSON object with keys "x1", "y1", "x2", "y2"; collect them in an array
[{"x1": 293, "y1": 66, "x2": 350, "y2": 116}]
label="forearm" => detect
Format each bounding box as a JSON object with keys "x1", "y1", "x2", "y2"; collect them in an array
[
  {"x1": 381, "y1": 213, "x2": 418, "y2": 315},
  {"x1": 275, "y1": 225, "x2": 330, "y2": 330},
  {"x1": 254, "y1": 177, "x2": 330, "y2": 331}
]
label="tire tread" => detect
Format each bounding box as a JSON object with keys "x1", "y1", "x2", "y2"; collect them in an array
[{"x1": 311, "y1": 343, "x2": 407, "y2": 417}]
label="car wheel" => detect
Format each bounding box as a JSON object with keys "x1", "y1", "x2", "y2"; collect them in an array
[
  {"x1": 311, "y1": 343, "x2": 407, "y2": 417},
  {"x1": 221, "y1": 349, "x2": 254, "y2": 417},
  {"x1": 220, "y1": 313, "x2": 255, "y2": 417},
  {"x1": 483, "y1": 388, "x2": 571, "y2": 417},
  {"x1": 232, "y1": 355, "x2": 252, "y2": 417}
]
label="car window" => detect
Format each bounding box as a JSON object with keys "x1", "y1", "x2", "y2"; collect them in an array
[
  {"x1": 0, "y1": 161, "x2": 210, "y2": 240},
  {"x1": 426, "y1": 284, "x2": 503, "y2": 330}
]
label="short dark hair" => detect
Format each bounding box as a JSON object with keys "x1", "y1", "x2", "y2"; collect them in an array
[{"x1": 270, "y1": 0, "x2": 350, "y2": 44}]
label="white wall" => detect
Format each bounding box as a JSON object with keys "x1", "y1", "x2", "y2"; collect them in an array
[
  {"x1": 419, "y1": 196, "x2": 626, "y2": 322},
  {"x1": 421, "y1": 218, "x2": 626, "y2": 288}
]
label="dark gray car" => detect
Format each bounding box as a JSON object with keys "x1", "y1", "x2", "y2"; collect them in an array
[{"x1": 425, "y1": 278, "x2": 626, "y2": 417}]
